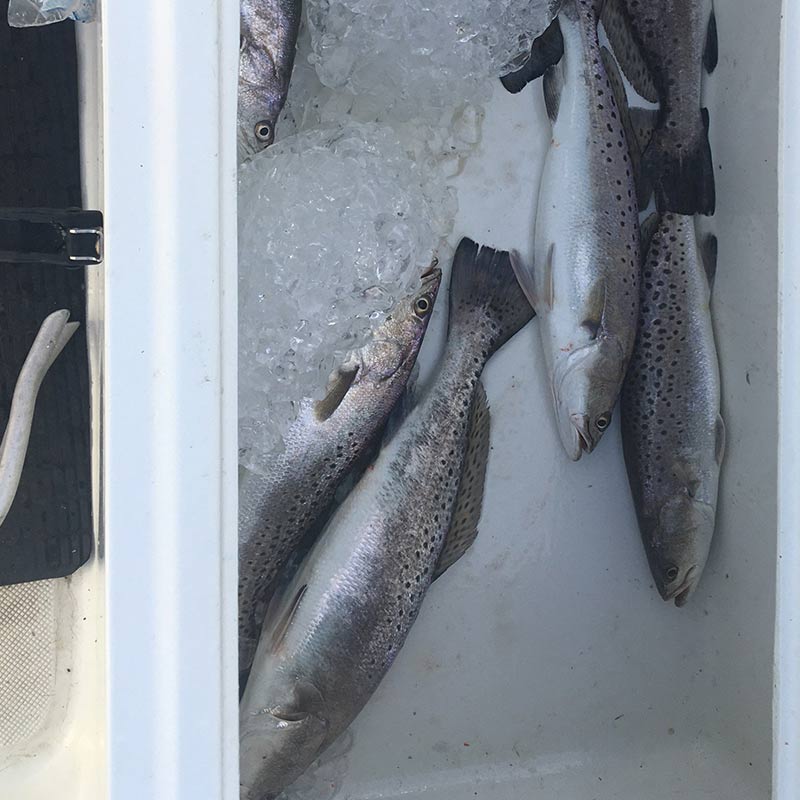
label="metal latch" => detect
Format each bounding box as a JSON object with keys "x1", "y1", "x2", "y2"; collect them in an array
[{"x1": 0, "y1": 207, "x2": 103, "y2": 266}]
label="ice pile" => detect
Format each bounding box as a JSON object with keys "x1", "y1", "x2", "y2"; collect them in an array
[
  {"x1": 7, "y1": 0, "x2": 95, "y2": 26},
  {"x1": 305, "y1": 0, "x2": 559, "y2": 117},
  {"x1": 240, "y1": 0, "x2": 557, "y2": 465},
  {"x1": 278, "y1": 28, "x2": 486, "y2": 179},
  {"x1": 238, "y1": 122, "x2": 455, "y2": 468}
]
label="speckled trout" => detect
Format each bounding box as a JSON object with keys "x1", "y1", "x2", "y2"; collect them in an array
[
  {"x1": 238, "y1": 266, "x2": 441, "y2": 691},
  {"x1": 503, "y1": 0, "x2": 641, "y2": 460},
  {"x1": 238, "y1": 0, "x2": 301, "y2": 160},
  {"x1": 239, "y1": 239, "x2": 534, "y2": 799}
]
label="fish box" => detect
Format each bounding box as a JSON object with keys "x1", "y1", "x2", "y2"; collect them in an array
[{"x1": 0, "y1": 0, "x2": 796, "y2": 798}]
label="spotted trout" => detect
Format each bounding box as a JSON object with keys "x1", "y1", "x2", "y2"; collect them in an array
[
  {"x1": 604, "y1": 43, "x2": 726, "y2": 605},
  {"x1": 621, "y1": 213, "x2": 724, "y2": 606},
  {"x1": 238, "y1": 266, "x2": 441, "y2": 691},
  {"x1": 238, "y1": 0, "x2": 302, "y2": 161},
  {"x1": 502, "y1": 0, "x2": 641, "y2": 460},
  {"x1": 239, "y1": 239, "x2": 534, "y2": 800}
]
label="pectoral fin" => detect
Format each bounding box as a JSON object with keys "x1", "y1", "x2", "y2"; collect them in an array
[
  {"x1": 266, "y1": 583, "x2": 308, "y2": 653},
  {"x1": 543, "y1": 63, "x2": 565, "y2": 123},
  {"x1": 582, "y1": 279, "x2": 608, "y2": 334},
  {"x1": 700, "y1": 233, "x2": 718, "y2": 290},
  {"x1": 715, "y1": 414, "x2": 726, "y2": 465},
  {"x1": 314, "y1": 364, "x2": 360, "y2": 422},
  {"x1": 532, "y1": 242, "x2": 556, "y2": 312},
  {"x1": 704, "y1": 8, "x2": 718, "y2": 74}
]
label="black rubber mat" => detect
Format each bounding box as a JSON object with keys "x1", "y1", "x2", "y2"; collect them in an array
[{"x1": 0, "y1": 20, "x2": 93, "y2": 585}]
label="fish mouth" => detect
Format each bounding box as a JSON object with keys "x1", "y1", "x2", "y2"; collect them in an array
[
  {"x1": 418, "y1": 263, "x2": 443, "y2": 299},
  {"x1": 420, "y1": 261, "x2": 442, "y2": 283},
  {"x1": 570, "y1": 413, "x2": 596, "y2": 455},
  {"x1": 664, "y1": 565, "x2": 699, "y2": 607}
]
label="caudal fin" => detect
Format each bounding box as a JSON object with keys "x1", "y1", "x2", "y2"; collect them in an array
[
  {"x1": 448, "y1": 238, "x2": 535, "y2": 357},
  {"x1": 500, "y1": 16, "x2": 564, "y2": 94},
  {"x1": 642, "y1": 116, "x2": 716, "y2": 215}
]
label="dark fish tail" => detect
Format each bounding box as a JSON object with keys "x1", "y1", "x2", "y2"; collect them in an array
[
  {"x1": 448, "y1": 238, "x2": 535, "y2": 357},
  {"x1": 500, "y1": 16, "x2": 564, "y2": 94},
  {"x1": 643, "y1": 113, "x2": 716, "y2": 215}
]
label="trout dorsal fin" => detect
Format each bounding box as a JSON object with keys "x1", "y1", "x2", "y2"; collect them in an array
[{"x1": 433, "y1": 382, "x2": 491, "y2": 580}]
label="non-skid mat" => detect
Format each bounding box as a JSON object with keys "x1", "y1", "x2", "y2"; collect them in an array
[{"x1": 0, "y1": 21, "x2": 92, "y2": 585}]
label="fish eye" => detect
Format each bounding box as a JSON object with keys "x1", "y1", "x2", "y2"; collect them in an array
[
  {"x1": 665, "y1": 565, "x2": 680, "y2": 582},
  {"x1": 595, "y1": 414, "x2": 611, "y2": 431},
  {"x1": 413, "y1": 295, "x2": 432, "y2": 317},
  {"x1": 254, "y1": 120, "x2": 274, "y2": 145}
]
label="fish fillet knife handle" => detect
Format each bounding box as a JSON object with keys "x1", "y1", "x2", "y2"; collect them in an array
[
  {"x1": 0, "y1": 310, "x2": 79, "y2": 527},
  {"x1": 0, "y1": 207, "x2": 103, "y2": 265}
]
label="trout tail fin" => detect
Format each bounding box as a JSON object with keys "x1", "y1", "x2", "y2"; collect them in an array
[{"x1": 448, "y1": 238, "x2": 535, "y2": 358}]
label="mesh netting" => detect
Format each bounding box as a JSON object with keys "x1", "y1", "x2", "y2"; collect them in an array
[{"x1": 0, "y1": 579, "x2": 57, "y2": 748}]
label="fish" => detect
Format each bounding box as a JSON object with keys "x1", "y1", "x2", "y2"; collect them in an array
[
  {"x1": 621, "y1": 212, "x2": 724, "y2": 606},
  {"x1": 500, "y1": 4, "x2": 565, "y2": 93},
  {"x1": 501, "y1": 0, "x2": 641, "y2": 461},
  {"x1": 239, "y1": 239, "x2": 534, "y2": 800},
  {"x1": 604, "y1": 43, "x2": 725, "y2": 605},
  {"x1": 238, "y1": 265, "x2": 441, "y2": 692},
  {"x1": 238, "y1": 0, "x2": 302, "y2": 161},
  {"x1": 601, "y1": 0, "x2": 718, "y2": 215}
]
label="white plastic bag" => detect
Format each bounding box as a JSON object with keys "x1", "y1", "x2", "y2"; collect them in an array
[{"x1": 7, "y1": 0, "x2": 95, "y2": 27}]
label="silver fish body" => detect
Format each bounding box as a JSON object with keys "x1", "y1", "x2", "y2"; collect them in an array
[
  {"x1": 602, "y1": 0, "x2": 717, "y2": 214},
  {"x1": 238, "y1": 268, "x2": 441, "y2": 689},
  {"x1": 238, "y1": 0, "x2": 301, "y2": 161},
  {"x1": 239, "y1": 240, "x2": 534, "y2": 800},
  {"x1": 621, "y1": 213, "x2": 724, "y2": 607},
  {"x1": 513, "y1": 0, "x2": 640, "y2": 460}
]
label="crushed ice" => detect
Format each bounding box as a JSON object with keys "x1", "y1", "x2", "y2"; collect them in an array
[
  {"x1": 238, "y1": 122, "x2": 454, "y2": 468},
  {"x1": 238, "y1": 0, "x2": 558, "y2": 466},
  {"x1": 305, "y1": 0, "x2": 559, "y2": 117}
]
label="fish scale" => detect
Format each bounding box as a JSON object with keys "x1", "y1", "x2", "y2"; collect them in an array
[{"x1": 239, "y1": 239, "x2": 534, "y2": 800}]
